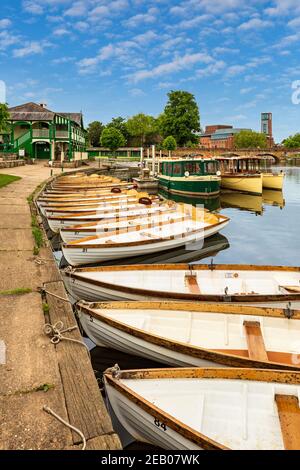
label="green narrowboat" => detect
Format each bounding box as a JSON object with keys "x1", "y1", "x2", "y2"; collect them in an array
[{"x1": 158, "y1": 159, "x2": 221, "y2": 197}]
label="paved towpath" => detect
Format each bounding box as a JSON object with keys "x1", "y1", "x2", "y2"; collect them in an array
[{"x1": 0, "y1": 162, "x2": 120, "y2": 450}]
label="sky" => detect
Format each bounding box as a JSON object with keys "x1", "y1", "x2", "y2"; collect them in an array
[{"x1": 0, "y1": 0, "x2": 300, "y2": 142}]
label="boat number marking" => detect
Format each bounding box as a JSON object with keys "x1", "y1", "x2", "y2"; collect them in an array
[
  {"x1": 225, "y1": 272, "x2": 239, "y2": 278},
  {"x1": 82, "y1": 248, "x2": 88, "y2": 253},
  {"x1": 154, "y1": 418, "x2": 167, "y2": 431}
]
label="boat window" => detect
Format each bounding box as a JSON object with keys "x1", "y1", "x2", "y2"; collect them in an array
[
  {"x1": 183, "y1": 162, "x2": 203, "y2": 175},
  {"x1": 205, "y1": 161, "x2": 216, "y2": 173},
  {"x1": 173, "y1": 163, "x2": 181, "y2": 175},
  {"x1": 167, "y1": 163, "x2": 172, "y2": 175}
]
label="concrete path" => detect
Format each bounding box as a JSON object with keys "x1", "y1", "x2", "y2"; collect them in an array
[{"x1": 0, "y1": 163, "x2": 120, "y2": 450}]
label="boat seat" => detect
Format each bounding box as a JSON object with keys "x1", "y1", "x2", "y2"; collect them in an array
[
  {"x1": 280, "y1": 285, "x2": 300, "y2": 293},
  {"x1": 275, "y1": 395, "x2": 300, "y2": 450},
  {"x1": 184, "y1": 273, "x2": 201, "y2": 294},
  {"x1": 243, "y1": 321, "x2": 268, "y2": 362}
]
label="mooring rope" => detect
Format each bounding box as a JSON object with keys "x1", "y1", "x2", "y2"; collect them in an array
[
  {"x1": 43, "y1": 405, "x2": 86, "y2": 450},
  {"x1": 43, "y1": 321, "x2": 90, "y2": 356},
  {"x1": 40, "y1": 288, "x2": 72, "y2": 304}
]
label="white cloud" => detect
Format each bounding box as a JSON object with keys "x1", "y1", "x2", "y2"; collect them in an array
[
  {"x1": 13, "y1": 41, "x2": 51, "y2": 58},
  {"x1": 238, "y1": 18, "x2": 271, "y2": 31},
  {"x1": 0, "y1": 31, "x2": 20, "y2": 50},
  {"x1": 265, "y1": 0, "x2": 300, "y2": 16},
  {"x1": 226, "y1": 64, "x2": 247, "y2": 76},
  {"x1": 129, "y1": 88, "x2": 145, "y2": 96},
  {"x1": 74, "y1": 21, "x2": 89, "y2": 32},
  {"x1": 240, "y1": 87, "x2": 254, "y2": 94},
  {"x1": 178, "y1": 15, "x2": 211, "y2": 29},
  {"x1": 288, "y1": 17, "x2": 300, "y2": 28},
  {"x1": 129, "y1": 52, "x2": 213, "y2": 82},
  {"x1": 64, "y1": 1, "x2": 86, "y2": 17},
  {"x1": 53, "y1": 27, "x2": 71, "y2": 36},
  {"x1": 196, "y1": 60, "x2": 226, "y2": 78},
  {"x1": 134, "y1": 30, "x2": 158, "y2": 44},
  {"x1": 52, "y1": 56, "x2": 75, "y2": 64},
  {"x1": 23, "y1": 1, "x2": 44, "y2": 15},
  {"x1": 124, "y1": 8, "x2": 157, "y2": 28},
  {"x1": 0, "y1": 19, "x2": 12, "y2": 29}
]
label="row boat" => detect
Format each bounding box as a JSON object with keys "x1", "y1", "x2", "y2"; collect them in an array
[
  {"x1": 37, "y1": 189, "x2": 149, "y2": 205},
  {"x1": 45, "y1": 200, "x2": 158, "y2": 218},
  {"x1": 46, "y1": 201, "x2": 159, "y2": 218},
  {"x1": 60, "y1": 210, "x2": 182, "y2": 243},
  {"x1": 40, "y1": 195, "x2": 156, "y2": 217},
  {"x1": 47, "y1": 204, "x2": 174, "y2": 233},
  {"x1": 45, "y1": 182, "x2": 134, "y2": 193},
  {"x1": 104, "y1": 367, "x2": 300, "y2": 450},
  {"x1": 61, "y1": 212, "x2": 229, "y2": 266},
  {"x1": 158, "y1": 159, "x2": 221, "y2": 197},
  {"x1": 77, "y1": 300, "x2": 300, "y2": 370},
  {"x1": 63, "y1": 263, "x2": 300, "y2": 305}
]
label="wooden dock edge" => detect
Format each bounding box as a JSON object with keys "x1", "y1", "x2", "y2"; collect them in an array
[{"x1": 30, "y1": 173, "x2": 122, "y2": 450}]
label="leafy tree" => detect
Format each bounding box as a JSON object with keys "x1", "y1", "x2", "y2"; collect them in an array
[
  {"x1": 158, "y1": 90, "x2": 200, "y2": 146},
  {"x1": 100, "y1": 127, "x2": 126, "y2": 156},
  {"x1": 234, "y1": 130, "x2": 267, "y2": 149},
  {"x1": 86, "y1": 121, "x2": 104, "y2": 147},
  {"x1": 282, "y1": 133, "x2": 300, "y2": 149},
  {"x1": 162, "y1": 135, "x2": 177, "y2": 157},
  {"x1": 0, "y1": 103, "x2": 10, "y2": 133},
  {"x1": 106, "y1": 116, "x2": 129, "y2": 141},
  {"x1": 126, "y1": 113, "x2": 157, "y2": 146}
]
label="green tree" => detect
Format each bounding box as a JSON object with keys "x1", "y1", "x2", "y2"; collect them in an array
[
  {"x1": 126, "y1": 113, "x2": 157, "y2": 146},
  {"x1": 282, "y1": 133, "x2": 300, "y2": 149},
  {"x1": 107, "y1": 116, "x2": 129, "y2": 141},
  {"x1": 158, "y1": 90, "x2": 200, "y2": 146},
  {"x1": 162, "y1": 136, "x2": 177, "y2": 157},
  {"x1": 0, "y1": 103, "x2": 10, "y2": 133},
  {"x1": 234, "y1": 130, "x2": 268, "y2": 149},
  {"x1": 86, "y1": 121, "x2": 104, "y2": 147},
  {"x1": 100, "y1": 127, "x2": 126, "y2": 156}
]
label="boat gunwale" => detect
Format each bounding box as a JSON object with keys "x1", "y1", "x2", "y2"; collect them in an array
[{"x1": 78, "y1": 300, "x2": 300, "y2": 370}]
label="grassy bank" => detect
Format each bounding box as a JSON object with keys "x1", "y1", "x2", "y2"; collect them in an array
[{"x1": 0, "y1": 174, "x2": 21, "y2": 188}]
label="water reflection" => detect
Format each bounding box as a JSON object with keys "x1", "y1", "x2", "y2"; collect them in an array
[{"x1": 158, "y1": 188, "x2": 221, "y2": 212}]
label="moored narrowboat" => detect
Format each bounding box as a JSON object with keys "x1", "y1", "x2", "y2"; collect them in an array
[{"x1": 158, "y1": 159, "x2": 221, "y2": 197}]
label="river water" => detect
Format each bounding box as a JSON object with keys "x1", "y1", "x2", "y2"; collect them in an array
[{"x1": 158, "y1": 164, "x2": 300, "y2": 267}]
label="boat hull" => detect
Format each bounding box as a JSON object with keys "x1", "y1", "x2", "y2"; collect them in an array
[
  {"x1": 62, "y1": 220, "x2": 229, "y2": 266},
  {"x1": 158, "y1": 175, "x2": 220, "y2": 197},
  {"x1": 262, "y1": 173, "x2": 284, "y2": 190},
  {"x1": 221, "y1": 174, "x2": 263, "y2": 195}
]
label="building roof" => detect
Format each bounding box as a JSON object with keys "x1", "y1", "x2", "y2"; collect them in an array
[
  {"x1": 57, "y1": 112, "x2": 83, "y2": 127},
  {"x1": 211, "y1": 128, "x2": 251, "y2": 140},
  {"x1": 8, "y1": 102, "x2": 83, "y2": 127}
]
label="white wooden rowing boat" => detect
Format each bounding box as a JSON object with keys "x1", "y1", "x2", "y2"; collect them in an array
[
  {"x1": 40, "y1": 196, "x2": 156, "y2": 217},
  {"x1": 63, "y1": 263, "x2": 300, "y2": 305},
  {"x1": 62, "y1": 212, "x2": 229, "y2": 266},
  {"x1": 47, "y1": 205, "x2": 174, "y2": 233},
  {"x1": 60, "y1": 210, "x2": 181, "y2": 243},
  {"x1": 77, "y1": 301, "x2": 300, "y2": 370},
  {"x1": 45, "y1": 182, "x2": 134, "y2": 194},
  {"x1": 45, "y1": 200, "x2": 158, "y2": 218},
  {"x1": 104, "y1": 367, "x2": 300, "y2": 450}
]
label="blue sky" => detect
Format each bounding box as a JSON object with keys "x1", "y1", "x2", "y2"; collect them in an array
[{"x1": 0, "y1": 0, "x2": 300, "y2": 142}]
